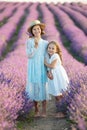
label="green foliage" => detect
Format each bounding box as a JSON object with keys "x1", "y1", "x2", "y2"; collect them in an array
[{"x1": 17, "y1": 110, "x2": 34, "y2": 129}]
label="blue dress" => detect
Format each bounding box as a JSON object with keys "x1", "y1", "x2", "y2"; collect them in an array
[
  {"x1": 26, "y1": 37, "x2": 50, "y2": 101},
  {"x1": 46, "y1": 53, "x2": 69, "y2": 96}
]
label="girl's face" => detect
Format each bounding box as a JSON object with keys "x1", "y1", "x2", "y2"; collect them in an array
[
  {"x1": 47, "y1": 43, "x2": 57, "y2": 56},
  {"x1": 32, "y1": 25, "x2": 41, "y2": 37}
]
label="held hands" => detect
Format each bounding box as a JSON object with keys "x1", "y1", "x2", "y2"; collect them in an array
[
  {"x1": 47, "y1": 71, "x2": 53, "y2": 80},
  {"x1": 44, "y1": 59, "x2": 53, "y2": 80}
]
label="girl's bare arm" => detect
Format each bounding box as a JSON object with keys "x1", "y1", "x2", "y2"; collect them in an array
[{"x1": 44, "y1": 59, "x2": 57, "y2": 68}]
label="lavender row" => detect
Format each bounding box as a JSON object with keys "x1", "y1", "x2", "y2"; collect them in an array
[
  {"x1": 58, "y1": 4, "x2": 87, "y2": 34},
  {"x1": 64, "y1": 3, "x2": 87, "y2": 17},
  {"x1": 0, "y1": 2, "x2": 9, "y2": 10},
  {"x1": 48, "y1": 4, "x2": 87, "y2": 64},
  {"x1": 76, "y1": 3, "x2": 87, "y2": 10},
  {"x1": 0, "y1": 3, "x2": 29, "y2": 58},
  {"x1": 0, "y1": 2, "x2": 20, "y2": 22},
  {"x1": 0, "y1": 3, "x2": 39, "y2": 129},
  {"x1": 0, "y1": 5, "x2": 5, "y2": 11}
]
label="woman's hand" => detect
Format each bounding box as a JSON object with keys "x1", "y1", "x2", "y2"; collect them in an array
[
  {"x1": 34, "y1": 38, "x2": 38, "y2": 48},
  {"x1": 44, "y1": 58, "x2": 47, "y2": 66}
]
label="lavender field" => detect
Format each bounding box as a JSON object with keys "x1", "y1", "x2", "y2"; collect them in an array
[{"x1": 0, "y1": 1, "x2": 87, "y2": 130}]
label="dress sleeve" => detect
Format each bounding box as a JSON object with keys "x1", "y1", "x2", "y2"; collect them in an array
[
  {"x1": 52, "y1": 54, "x2": 59, "y2": 61},
  {"x1": 26, "y1": 39, "x2": 37, "y2": 58},
  {"x1": 52, "y1": 54, "x2": 61, "y2": 64}
]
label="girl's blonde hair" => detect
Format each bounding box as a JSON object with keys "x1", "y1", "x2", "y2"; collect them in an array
[{"x1": 47, "y1": 41, "x2": 63, "y2": 64}]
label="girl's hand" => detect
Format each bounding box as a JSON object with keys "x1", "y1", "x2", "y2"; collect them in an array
[{"x1": 47, "y1": 71, "x2": 53, "y2": 80}]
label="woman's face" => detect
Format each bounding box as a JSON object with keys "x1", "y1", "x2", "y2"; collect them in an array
[
  {"x1": 47, "y1": 43, "x2": 57, "y2": 56},
  {"x1": 32, "y1": 25, "x2": 41, "y2": 37}
]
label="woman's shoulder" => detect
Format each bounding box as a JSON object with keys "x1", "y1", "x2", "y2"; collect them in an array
[
  {"x1": 41, "y1": 39, "x2": 48, "y2": 44},
  {"x1": 26, "y1": 37, "x2": 34, "y2": 42},
  {"x1": 26, "y1": 38, "x2": 34, "y2": 45},
  {"x1": 26, "y1": 38, "x2": 34, "y2": 48}
]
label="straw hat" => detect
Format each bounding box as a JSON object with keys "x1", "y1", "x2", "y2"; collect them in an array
[{"x1": 27, "y1": 20, "x2": 45, "y2": 33}]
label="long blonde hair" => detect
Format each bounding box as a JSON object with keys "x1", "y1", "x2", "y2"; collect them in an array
[{"x1": 47, "y1": 41, "x2": 63, "y2": 64}]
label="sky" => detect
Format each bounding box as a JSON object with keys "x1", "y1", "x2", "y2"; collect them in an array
[{"x1": 0, "y1": 0, "x2": 87, "y2": 4}]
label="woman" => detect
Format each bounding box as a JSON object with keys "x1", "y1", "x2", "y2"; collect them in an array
[{"x1": 25, "y1": 20, "x2": 50, "y2": 117}]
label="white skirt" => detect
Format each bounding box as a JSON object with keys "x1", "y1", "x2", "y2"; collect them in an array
[{"x1": 48, "y1": 65, "x2": 69, "y2": 96}]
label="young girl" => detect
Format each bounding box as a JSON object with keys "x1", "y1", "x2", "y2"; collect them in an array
[
  {"x1": 25, "y1": 20, "x2": 50, "y2": 117},
  {"x1": 44, "y1": 40, "x2": 69, "y2": 118}
]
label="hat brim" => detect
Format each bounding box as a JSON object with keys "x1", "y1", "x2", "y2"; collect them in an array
[{"x1": 27, "y1": 23, "x2": 45, "y2": 33}]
